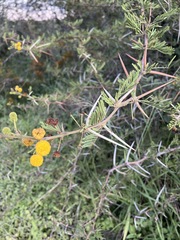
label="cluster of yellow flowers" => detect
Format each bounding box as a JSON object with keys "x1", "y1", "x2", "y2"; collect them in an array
[
  {"x1": 8, "y1": 85, "x2": 24, "y2": 103},
  {"x1": 2, "y1": 112, "x2": 59, "y2": 168},
  {"x1": 25, "y1": 127, "x2": 51, "y2": 167},
  {"x1": 29, "y1": 140, "x2": 51, "y2": 167},
  {"x1": 15, "y1": 85, "x2": 23, "y2": 93},
  {"x1": 14, "y1": 42, "x2": 22, "y2": 51}
]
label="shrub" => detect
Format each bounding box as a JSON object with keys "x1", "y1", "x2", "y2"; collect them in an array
[{"x1": 0, "y1": 0, "x2": 179, "y2": 239}]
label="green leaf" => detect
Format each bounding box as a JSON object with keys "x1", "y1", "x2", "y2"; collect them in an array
[
  {"x1": 153, "y1": 9, "x2": 177, "y2": 24},
  {"x1": 101, "y1": 91, "x2": 115, "y2": 106},
  {"x1": 89, "y1": 100, "x2": 106, "y2": 125},
  {"x1": 115, "y1": 70, "x2": 139, "y2": 101},
  {"x1": 81, "y1": 133, "x2": 98, "y2": 148},
  {"x1": 123, "y1": 210, "x2": 131, "y2": 240}
]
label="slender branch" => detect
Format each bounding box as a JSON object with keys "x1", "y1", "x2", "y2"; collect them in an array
[
  {"x1": 0, "y1": 80, "x2": 174, "y2": 142},
  {"x1": 142, "y1": 34, "x2": 148, "y2": 69},
  {"x1": 150, "y1": 70, "x2": 177, "y2": 79},
  {"x1": 118, "y1": 53, "x2": 129, "y2": 77},
  {"x1": 109, "y1": 146, "x2": 180, "y2": 173}
]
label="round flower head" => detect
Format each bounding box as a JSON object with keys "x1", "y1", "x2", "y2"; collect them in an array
[
  {"x1": 30, "y1": 154, "x2": 43, "y2": 167},
  {"x1": 15, "y1": 85, "x2": 23, "y2": 93},
  {"x1": 2, "y1": 127, "x2": 12, "y2": 135},
  {"x1": 22, "y1": 138, "x2": 34, "y2": 147},
  {"x1": 35, "y1": 140, "x2": 51, "y2": 156},
  {"x1": 14, "y1": 42, "x2": 22, "y2": 51},
  {"x1": 32, "y1": 127, "x2": 46, "y2": 140},
  {"x1": 9, "y1": 112, "x2": 18, "y2": 122}
]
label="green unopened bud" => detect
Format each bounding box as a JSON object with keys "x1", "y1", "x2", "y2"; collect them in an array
[
  {"x1": 2, "y1": 127, "x2": 12, "y2": 135},
  {"x1": 9, "y1": 112, "x2": 18, "y2": 122}
]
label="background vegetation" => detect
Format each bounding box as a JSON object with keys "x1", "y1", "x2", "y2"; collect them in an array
[{"x1": 0, "y1": 0, "x2": 179, "y2": 239}]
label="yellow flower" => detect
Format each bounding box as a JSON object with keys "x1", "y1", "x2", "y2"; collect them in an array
[
  {"x1": 32, "y1": 127, "x2": 46, "y2": 140},
  {"x1": 22, "y1": 138, "x2": 34, "y2": 147},
  {"x1": 35, "y1": 140, "x2": 51, "y2": 156},
  {"x1": 15, "y1": 85, "x2": 23, "y2": 93},
  {"x1": 14, "y1": 42, "x2": 22, "y2": 51},
  {"x1": 2, "y1": 127, "x2": 12, "y2": 135},
  {"x1": 30, "y1": 154, "x2": 44, "y2": 167},
  {"x1": 9, "y1": 112, "x2": 18, "y2": 122}
]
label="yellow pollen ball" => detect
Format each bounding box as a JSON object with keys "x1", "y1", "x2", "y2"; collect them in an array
[
  {"x1": 32, "y1": 127, "x2": 46, "y2": 140},
  {"x1": 9, "y1": 112, "x2": 18, "y2": 122},
  {"x1": 22, "y1": 138, "x2": 34, "y2": 147},
  {"x1": 14, "y1": 42, "x2": 22, "y2": 51},
  {"x1": 30, "y1": 154, "x2": 44, "y2": 167},
  {"x1": 35, "y1": 140, "x2": 51, "y2": 156},
  {"x1": 2, "y1": 127, "x2": 12, "y2": 135},
  {"x1": 15, "y1": 85, "x2": 23, "y2": 93}
]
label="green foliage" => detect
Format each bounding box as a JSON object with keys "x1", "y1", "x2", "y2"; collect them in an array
[
  {"x1": 89, "y1": 99, "x2": 107, "y2": 125},
  {"x1": 122, "y1": 1, "x2": 177, "y2": 55},
  {"x1": 0, "y1": 0, "x2": 179, "y2": 239},
  {"x1": 168, "y1": 103, "x2": 180, "y2": 130},
  {"x1": 101, "y1": 91, "x2": 115, "y2": 106},
  {"x1": 81, "y1": 133, "x2": 98, "y2": 148},
  {"x1": 115, "y1": 69, "x2": 140, "y2": 101}
]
